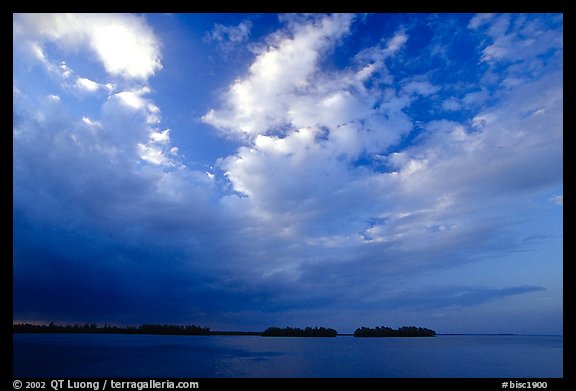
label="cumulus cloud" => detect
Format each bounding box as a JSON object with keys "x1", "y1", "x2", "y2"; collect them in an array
[
  {"x1": 13, "y1": 13, "x2": 173, "y2": 166},
  {"x1": 205, "y1": 13, "x2": 563, "y2": 284},
  {"x1": 202, "y1": 15, "x2": 424, "y2": 251},
  {"x1": 202, "y1": 13, "x2": 357, "y2": 138},
  {"x1": 75, "y1": 77, "x2": 100, "y2": 92},
  {"x1": 13, "y1": 14, "x2": 192, "y2": 249},
  {"x1": 13, "y1": 13, "x2": 162, "y2": 80}
]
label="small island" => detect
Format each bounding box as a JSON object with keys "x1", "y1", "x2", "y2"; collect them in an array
[
  {"x1": 354, "y1": 326, "x2": 436, "y2": 337},
  {"x1": 261, "y1": 326, "x2": 337, "y2": 337}
]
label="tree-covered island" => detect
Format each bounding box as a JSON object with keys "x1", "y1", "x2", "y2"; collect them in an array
[{"x1": 354, "y1": 326, "x2": 436, "y2": 337}]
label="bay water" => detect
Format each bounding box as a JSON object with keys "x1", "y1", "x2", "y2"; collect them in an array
[{"x1": 13, "y1": 333, "x2": 563, "y2": 378}]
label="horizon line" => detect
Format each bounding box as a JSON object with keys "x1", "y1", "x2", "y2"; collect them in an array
[{"x1": 12, "y1": 322, "x2": 563, "y2": 337}]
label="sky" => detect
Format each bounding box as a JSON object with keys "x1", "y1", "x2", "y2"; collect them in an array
[{"x1": 12, "y1": 13, "x2": 563, "y2": 334}]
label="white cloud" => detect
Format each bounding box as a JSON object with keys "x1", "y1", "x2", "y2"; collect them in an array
[
  {"x1": 477, "y1": 14, "x2": 563, "y2": 67},
  {"x1": 202, "y1": 14, "x2": 356, "y2": 138},
  {"x1": 112, "y1": 88, "x2": 160, "y2": 124},
  {"x1": 203, "y1": 14, "x2": 415, "y2": 183},
  {"x1": 399, "y1": 70, "x2": 562, "y2": 211},
  {"x1": 468, "y1": 13, "x2": 494, "y2": 29},
  {"x1": 402, "y1": 79, "x2": 440, "y2": 96},
  {"x1": 351, "y1": 29, "x2": 408, "y2": 86},
  {"x1": 149, "y1": 129, "x2": 170, "y2": 144},
  {"x1": 115, "y1": 90, "x2": 147, "y2": 110},
  {"x1": 13, "y1": 13, "x2": 162, "y2": 80},
  {"x1": 59, "y1": 62, "x2": 73, "y2": 78},
  {"x1": 137, "y1": 143, "x2": 170, "y2": 165},
  {"x1": 14, "y1": 13, "x2": 166, "y2": 164},
  {"x1": 206, "y1": 20, "x2": 252, "y2": 47},
  {"x1": 383, "y1": 30, "x2": 408, "y2": 56},
  {"x1": 19, "y1": 18, "x2": 176, "y2": 175},
  {"x1": 462, "y1": 88, "x2": 489, "y2": 107},
  {"x1": 442, "y1": 97, "x2": 462, "y2": 111},
  {"x1": 204, "y1": 13, "x2": 563, "y2": 284},
  {"x1": 24, "y1": 42, "x2": 75, "y2": 82},
  {"x1": 99, "y1": 90, "x2": 180, "y2": 168},
  {"x1": 202, "y1": 16, "x2": 447, "y2": 255},
  {"x1": 28, "y1": 41, "x2": 47, "y2": 62},
  {"x1": 551, "y1": 195, "x2": 563, "y2": 206},
  {"x1": 82, "y1": 116, "x2": 101, "y2": 127},
  {"x1": 103, "y1": 83, "x2": 116, "y2": 93},
  {"x1": 75, "y1": 77, "x2": 100, "y2": 92},
  {"x1": 203, "y1": 15, "x2": 420, "y2": 244}
]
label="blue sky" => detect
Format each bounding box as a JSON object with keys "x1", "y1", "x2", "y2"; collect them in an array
[{"x1": 13, "y1": 13, "x2": 563, "y2": 334}]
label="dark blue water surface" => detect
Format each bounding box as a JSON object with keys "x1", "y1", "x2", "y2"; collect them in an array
[{"x1": 13, "y1": 334, "x2": 562, "y2": 378}]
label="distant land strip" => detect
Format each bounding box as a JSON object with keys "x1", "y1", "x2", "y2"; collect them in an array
[{"x1": 13, "y1": 323, "x2": 437, "y2": 337}]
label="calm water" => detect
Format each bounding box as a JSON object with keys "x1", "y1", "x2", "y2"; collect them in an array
[{"x1": 13, "y1": 334, "x2": 562, "y2": 378}]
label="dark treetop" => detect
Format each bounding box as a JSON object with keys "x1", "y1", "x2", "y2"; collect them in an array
[{"x1": 354, "y1": 326, "x2": 436, "y2": 337}]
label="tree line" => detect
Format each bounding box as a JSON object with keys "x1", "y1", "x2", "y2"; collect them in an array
[
  {"x1": 14, "y1": 323, "x2": 436, "y2": 337},
  {"x1": 13, "y1": 323, "x2": 210, "y2": 335},
  {"x1": 354, "y1": 326, "x2": 436, "y2": 337}
]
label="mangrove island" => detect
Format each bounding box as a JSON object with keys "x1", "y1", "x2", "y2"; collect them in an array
[{"x1": 354, "y1": 326, "x2": 436, "y2": 337}]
